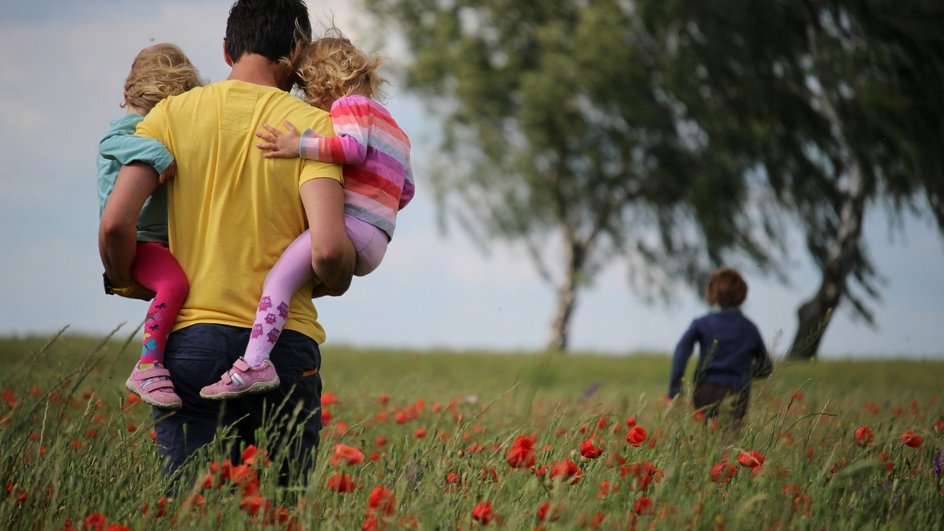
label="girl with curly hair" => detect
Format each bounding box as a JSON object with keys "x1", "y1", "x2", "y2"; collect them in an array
[
  {"x1": 98, "y1": 43, "x2": 203, "y2": 409},
  {"x1": 199, "y1": 31, "x2": 415, "y2": 399}
]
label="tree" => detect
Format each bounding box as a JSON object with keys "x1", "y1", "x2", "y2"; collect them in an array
[
  {"x1": 617, "y1": 0, "x2": 943, "y2": 358},
  {"x1": 365, "y1": 0, "x2": 780, "y2": 352},
  {"x1": 784, "y1": 1, "x2": 944, "y2": 358},
  {"x1": 366, "y1": 0, "x2": 944, "y2": 356}
]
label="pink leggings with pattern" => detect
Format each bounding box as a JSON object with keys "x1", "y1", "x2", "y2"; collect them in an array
[
  {"x1": 243, "y1": 216, "x2": 386, "y2": 367},
  {"x1": 133, "y1": 241, "x2": 189, "y2": 365}
]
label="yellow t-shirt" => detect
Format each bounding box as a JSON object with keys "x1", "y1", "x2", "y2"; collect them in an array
[{"x1": 136, "y1": 80, "x2": 342, "y2": 342}]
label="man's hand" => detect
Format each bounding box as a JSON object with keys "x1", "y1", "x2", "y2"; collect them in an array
[
  {"x1": 312, "y1": 282, "x2": 347, "y2": 298},
  {"x1": 256, "y1": 121, "x2": 302, "y2": 158},
  {"x1": 158, "y1": 160, "x2": 177, "y2": 184},
  {"x1": 104, "y1": 273, "x2": 155, "y2": 300}
]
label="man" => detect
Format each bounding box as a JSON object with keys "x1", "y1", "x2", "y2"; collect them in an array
[{"x1": 99, "y1": 0, "x2": 354, "y2": 480}]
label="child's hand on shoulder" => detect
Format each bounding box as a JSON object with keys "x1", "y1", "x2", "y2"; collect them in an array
[{"x1": 256, "y1": 121, "x2": 301, "y2": 158}]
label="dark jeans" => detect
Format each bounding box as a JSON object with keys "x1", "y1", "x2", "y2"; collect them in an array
[
  {"x1": 153, "y1": 323, "x2": 322, "y2": 485},
  {"x1": 692, "y1": 381, "x2": 750, "y2": 427}
]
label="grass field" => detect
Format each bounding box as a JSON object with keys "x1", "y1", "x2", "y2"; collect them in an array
[{"x1": 1, "y1": 330, "x2": 941, "y2": 529}]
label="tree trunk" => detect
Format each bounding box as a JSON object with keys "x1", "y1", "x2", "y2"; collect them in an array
[
  {"x1": 788, "y1": 160, "x2": 867, "y2": 359},
  {"x1": 545, "y1": 239, "x2": 583, "y2": 353}
]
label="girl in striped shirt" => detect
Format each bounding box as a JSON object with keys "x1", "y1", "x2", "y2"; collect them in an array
[{"x1": 200, "y1": 32, "x2": 414, "y2": 399}]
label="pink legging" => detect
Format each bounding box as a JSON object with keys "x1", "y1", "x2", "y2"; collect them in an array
[
  {"x1": 132, "y1": 241, "x2": 189, "y2": 365},
  {"x1": 243, "y1": 216, "x2": 386, "y2": 367}
]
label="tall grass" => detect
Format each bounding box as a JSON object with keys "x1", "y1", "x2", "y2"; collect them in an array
[{"x1": 0, "y1": 332, "x2": 941, "y2": 529}]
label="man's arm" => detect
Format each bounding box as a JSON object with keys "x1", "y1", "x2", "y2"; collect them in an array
[
  {"x1": 99, "y1": 162, "x2": 160, "y2": 288},
  {"x1": 299, "y1": 178, "x2": 355, "y2": 296}
]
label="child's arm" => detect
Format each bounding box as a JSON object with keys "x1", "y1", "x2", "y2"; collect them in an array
[
  {"x1": 255, "y1": 98, "x2": 372, "y2": 164},
  {"x1": 668, "y1": 322, "x2": 700, "y2": 399},
  {"x1": 256, "y1": 121, "x2": 303, "y2": 158},
  {"x1": 99, "y1": 120, "x2": 174, "y2": 176},
  {"x1": 299, "y1": 97, "x2": 373, "y2": 165}
]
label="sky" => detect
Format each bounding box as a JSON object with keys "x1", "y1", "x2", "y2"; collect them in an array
[{"x1": 1, "y1": 0, "x2": 942, "y2": 360}]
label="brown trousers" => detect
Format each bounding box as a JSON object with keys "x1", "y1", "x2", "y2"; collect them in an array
[{"x1": 692, "y1": 382, "x2": 749, "y2": 426}]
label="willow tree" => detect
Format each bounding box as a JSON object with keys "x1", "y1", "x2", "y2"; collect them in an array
[
  {"x1": 365, "y1": 0, "x2": 779, "y2": 352},
  {"x1": 782, "y1": 1, "x2": 944, "y2": 358},
  {"x1": 656, "y1": 1, "x2": 944, "y2": 358}
]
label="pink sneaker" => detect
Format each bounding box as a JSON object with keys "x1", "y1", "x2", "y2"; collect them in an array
[
  {"x1": 126, "y1": 363, "x2": 182, "y2": 409},
  {"x1": 200, "y1": 358, "x2": 280, "y2": 400}
]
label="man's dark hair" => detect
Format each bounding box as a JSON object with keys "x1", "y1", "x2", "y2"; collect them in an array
[{"x1": 225, "y1": 0, "x2": 312, "y2": 63}]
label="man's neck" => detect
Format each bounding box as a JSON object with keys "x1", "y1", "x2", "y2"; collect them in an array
[{"x1": 227, "y1": 54, "x2": 291, "y2": 90}]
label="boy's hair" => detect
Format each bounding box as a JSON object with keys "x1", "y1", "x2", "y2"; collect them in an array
[
  {"x1": 123, "y1": 43, "x2": 203, "y2": 114},
  {"x1": 705, "y1": 267, "x2": 748, "y2": 309},
  {"x1": 225, "y1": 0, "x2": 312, "y2": 64},
  {"x1": 297, "y1": 29, "x2": 387, "y2": 110}
]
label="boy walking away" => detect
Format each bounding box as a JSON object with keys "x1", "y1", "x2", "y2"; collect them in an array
[{"x1": 667, "y1": 267, "x2": 768, "y2": 431}]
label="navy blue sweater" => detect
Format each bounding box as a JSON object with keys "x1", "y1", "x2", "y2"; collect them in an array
[{"x1": 668, "y1": 308, "x2": 766, "y2": 398}]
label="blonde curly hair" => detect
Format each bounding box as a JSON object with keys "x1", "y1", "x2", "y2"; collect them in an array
[
  {"x1": 296, "y1": 31, "x2": 387, "y2": 111},
  {"x1": 123, "y1": 43, "x2": 203, "y2": 114}
]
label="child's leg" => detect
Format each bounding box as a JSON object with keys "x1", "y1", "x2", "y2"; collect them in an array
[
  {"x1": 243, "y1": 230, "x2": 316, "y2": 367},
  {"x1": 346, "y1": 216, "x2": 388, "y2": 277},
  {"x1": 132, "y1": 242, "x2": 189, "y2": 365}
]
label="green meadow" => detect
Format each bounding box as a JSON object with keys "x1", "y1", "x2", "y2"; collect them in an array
[{"x1": 0, "y1": 330, "x2": 941, "y2": 529}]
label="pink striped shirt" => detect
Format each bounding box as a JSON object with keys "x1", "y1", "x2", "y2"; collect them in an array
[{"x1": 299, "y1": 94, "x2": 414, "y2": 239}]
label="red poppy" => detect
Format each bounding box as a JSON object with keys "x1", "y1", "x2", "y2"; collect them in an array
[
  {"x1": 414, "y1": 427, "x2": 427, "y2": 438},
  {"x1": 367, "y1": 485, "x2": 397, "y2": 516},
  {"x1": 331, "y1": 444, "x2": 365, "y2": 466},
  {"x1": 471, "y1": 500, "x2": 494, "y2": 524},
  {"x1": 597, "y1": 480, "x2": 615, "y2": 499},
  {"x1": 619, "y1": 461, "x2": 663, "y2": 492},
  {"x1": 326, "y1": 472, "x2": 356, "y2": 493},
  {"x1": 505, "y1": 435, "x2": 536, "y2": 468},
  {"x1": 84, "y1": 513, "x2": 107, "y2": 531},
  {"x1": 362, "y1": 513, "x2": 380, "y2": 531},
  {"x1": 580, "y1": 438, "x2": 604, "y2": 459},
  {"x1": 322, "y1": 391, "x2": 339, "y2": 406},
  {"x1": 854, "y1": 426, "x2": 874, "y2": 447},
  {"x1": 900, "y1": 429, "x2": 923, "y2": 448},
  {"x1": 228, "y1": 464, "x2": 258, "y2": 490},
  {"x1": 692, "y1": 410, "x2": 706, "y2": 422},
  {"x1": 625, "y1": 416, "x2": 637, "y2": 428},
  {"x1": 537, "y1": 501, "x2": 563, "y2": 522},
  {"x1": 738, "y1": 451, "x2": 766, "y2": 469},
  {"x1": 241, "y1": 444, "x2": 263, "y2": 465},
  {"x1": 3, "y1": 389, "x2": 16, "y2": 409},
  {"x1": 633, "y1": 496, "x2": 654, "y2": 515},
  {"x1": 626, "y1": 426, "x2": 647, "y2": 447},
  {"x1": 240, "y1": 494, "x2": 264, "y2": 515},
  {"x1": 549, "y1": 458, "x2": 583, "y2": 485},
  {"x1": 710, "y1": 461, "x2": 738, "y2": 484}
]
